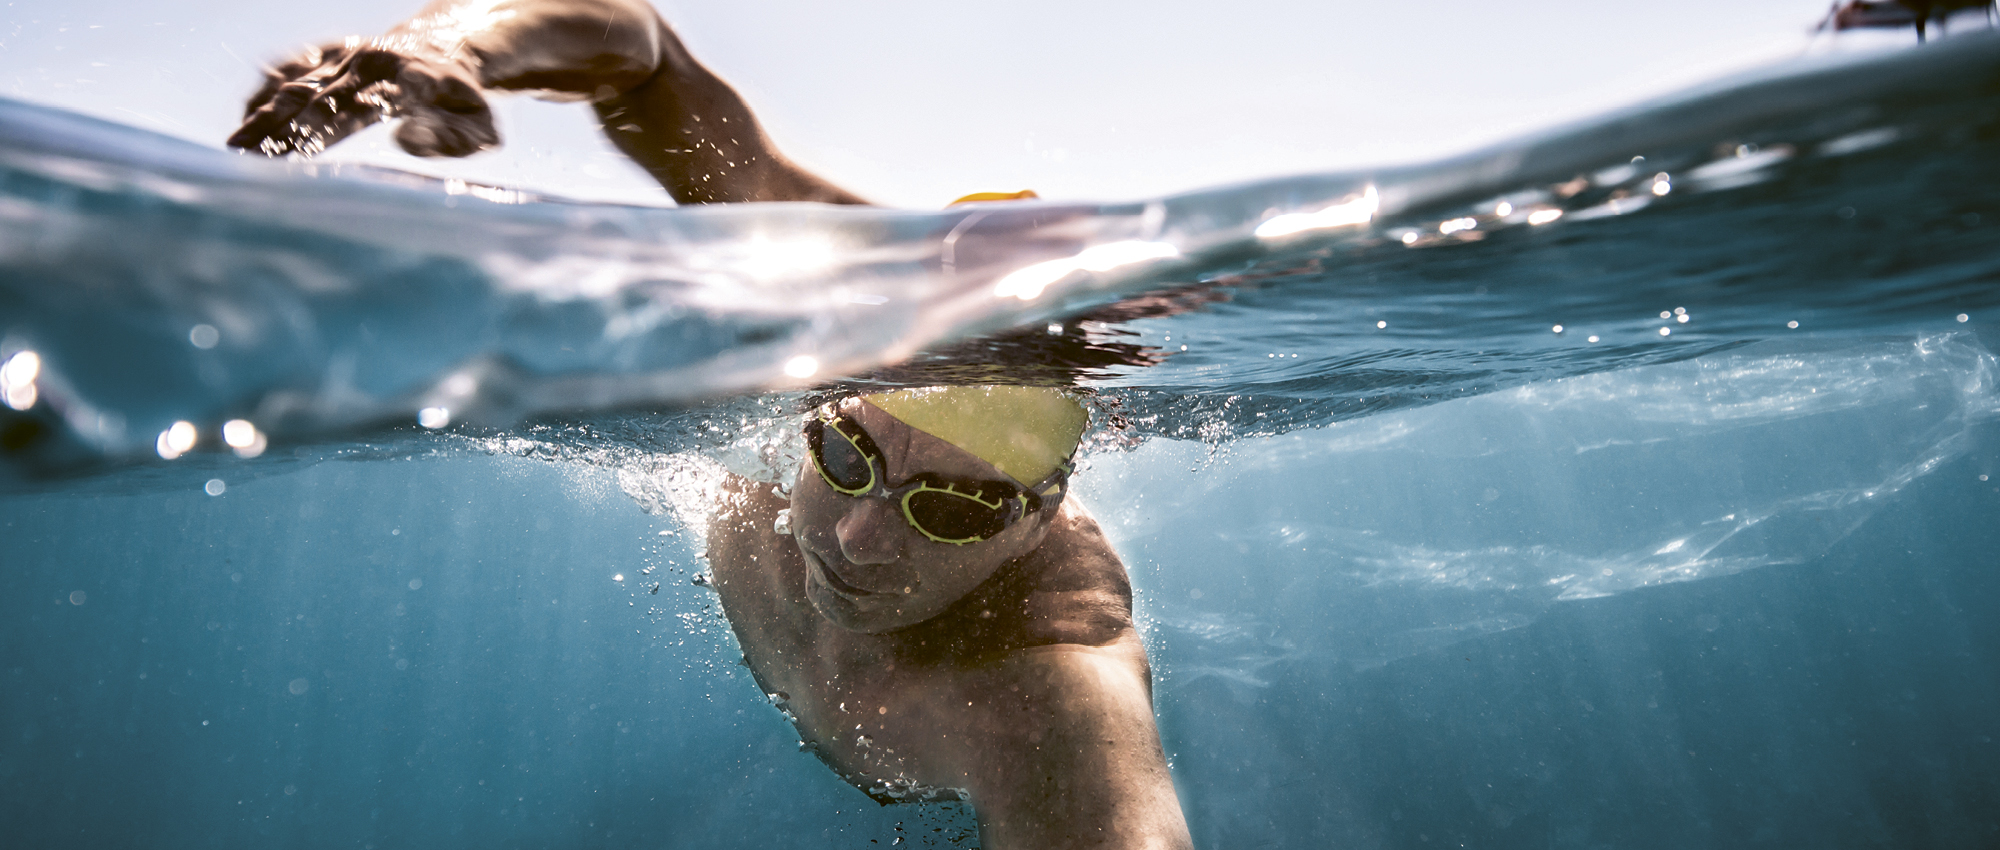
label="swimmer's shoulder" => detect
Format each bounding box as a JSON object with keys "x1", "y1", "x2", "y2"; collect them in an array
[
  {"x1": 907, "y1": 501, "x2": 1136, "y2": 664},
  {"x1": 1014, "y1": 503, "x2": 1135, "y2": 646}
]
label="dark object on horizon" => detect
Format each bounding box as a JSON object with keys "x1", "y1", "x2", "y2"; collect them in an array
[{"x1": 1817, "y1": 0, "x2": 1997, "y2": 42}]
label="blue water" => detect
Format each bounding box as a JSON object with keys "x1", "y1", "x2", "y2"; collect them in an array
[{"x1": 4, "y1": 31, "x2": 2000, "y2": 850}]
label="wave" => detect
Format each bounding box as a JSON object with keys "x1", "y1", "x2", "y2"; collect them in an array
[{"x1": 3, "y1": 33, "x2": 1999, "y2": 481}]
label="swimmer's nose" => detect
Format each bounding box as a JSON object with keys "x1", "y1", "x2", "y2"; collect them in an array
[{"x1": 834, "y1": 495, "x2": 904, "y2": 566}]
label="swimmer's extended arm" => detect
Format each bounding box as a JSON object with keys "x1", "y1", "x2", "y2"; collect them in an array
[{"x1": 227, "y1": 0, "x2": 866, "y2": 204}]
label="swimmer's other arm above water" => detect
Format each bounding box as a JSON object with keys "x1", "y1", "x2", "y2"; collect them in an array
[{"x1": 227, "y1": 0, "x2": 866, "y2": 205}]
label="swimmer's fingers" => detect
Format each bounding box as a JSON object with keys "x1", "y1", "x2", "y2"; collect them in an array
[
  {"x1": 240, "y1": 42, "x2": 349, "y2": 120},
  {"x1": 226, "y1": 81, "x2": 338, "y2": 155},
  {"x1": 227, "y1": 47, "x2": 384, "y2": 155},
  {"x1": 228, "y1": 44, "x2": 358, "y2": 154}
]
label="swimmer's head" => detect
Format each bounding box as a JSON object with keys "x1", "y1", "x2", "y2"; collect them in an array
[{"x1": 787, "y1": 386, "x2": 1088, "y2": 633}]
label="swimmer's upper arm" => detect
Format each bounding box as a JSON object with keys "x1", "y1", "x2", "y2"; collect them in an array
[
  {"x1": 704, "y1": 474, "x2": 807, "y2": 610},
  {"x1": 705, "y1": 475, "x2": 794, "y2": 574},
  {"x1": 951, "y1": 641, "x2": 1192, "y2": 850},
  {"x1": 707, "y1": 474, "x2": 775, "y2": 532},
  {"x1": 703, "y1": 475, "x2": 758, "y2": 564}
]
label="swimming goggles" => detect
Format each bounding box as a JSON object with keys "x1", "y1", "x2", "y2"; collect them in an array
[{"x1": 804, "y1": 406, "x2": 1069, "y2": 545}]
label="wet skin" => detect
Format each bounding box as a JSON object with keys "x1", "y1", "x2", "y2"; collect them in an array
[{"x1": 708, "y1": 398, "x2": 1192, "y2": 849}]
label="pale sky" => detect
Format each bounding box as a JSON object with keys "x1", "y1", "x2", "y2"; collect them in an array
[{"x1": 0, "y1": 1, "x2": 1912, "y2": 207}]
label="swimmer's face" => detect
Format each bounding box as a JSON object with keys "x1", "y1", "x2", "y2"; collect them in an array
[{"x1": 789, "y1": 398, "x2": 1057, "y2": 634}]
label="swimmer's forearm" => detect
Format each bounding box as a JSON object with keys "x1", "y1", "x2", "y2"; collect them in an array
[
  {"x1": 960, "y1": 645, "x2": 1194, "y2": 850},
  {"x1": 592, "y1": 42, "x2": 870, "y2": 205}
]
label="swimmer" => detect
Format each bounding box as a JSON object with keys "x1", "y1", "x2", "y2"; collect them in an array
[
  {"x1": 233, "y1": 4, "x2": 1193, "y2": 847},
  {"x1": 708, "y1": 387, "x2": 1191, "y2": 848}
]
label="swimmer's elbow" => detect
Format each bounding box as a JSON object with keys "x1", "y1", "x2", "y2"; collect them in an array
[{"x1": 471, "y1": 0, "x2": 669, "y2": 95}]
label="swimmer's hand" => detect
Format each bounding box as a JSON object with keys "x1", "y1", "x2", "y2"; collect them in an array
[
  {"x1": 227, "y1": 41, "x2": 497, "y2": 157},
  {"x1": 227, "y1": 0, "x2": 665, "y2": 159}
]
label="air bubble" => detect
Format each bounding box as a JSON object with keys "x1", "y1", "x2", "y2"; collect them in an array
[{"x1": 189, "y1": 324, "x2": 220, "y2": 349}]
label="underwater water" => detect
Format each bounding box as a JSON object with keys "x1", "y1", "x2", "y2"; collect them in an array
[{"x1": 4, "y1": 29, "x2": 2000, "y2": 850}]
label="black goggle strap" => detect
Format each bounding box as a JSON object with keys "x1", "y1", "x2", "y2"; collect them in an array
[{"x1": 1025, "y1": 460, "x2": 1074, "y2": 511}]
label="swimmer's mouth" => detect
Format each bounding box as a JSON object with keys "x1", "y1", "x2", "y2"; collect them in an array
[{"x1": 805, "y1": 549, "x2": 877, "y2": 598}]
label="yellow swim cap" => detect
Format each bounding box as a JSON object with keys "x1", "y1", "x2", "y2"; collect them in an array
[{"x1": 862, "y1": 386, "x2": 1087, "y2": 488}]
